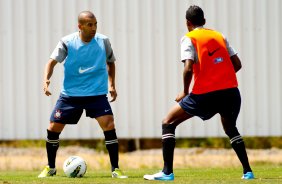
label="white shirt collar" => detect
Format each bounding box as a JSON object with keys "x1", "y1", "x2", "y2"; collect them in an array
[{"x1": 194, "y1": 26, "x2": 204, "y2": 30}]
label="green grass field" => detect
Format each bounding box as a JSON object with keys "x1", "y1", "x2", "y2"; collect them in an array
[{"x1": 0, "y1": 165, "x2": 281, "y2": 184}]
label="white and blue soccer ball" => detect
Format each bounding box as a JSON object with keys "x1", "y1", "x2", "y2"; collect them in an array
[{"x1": 63, "y1": 156, "x2": 87, "y2": 177}]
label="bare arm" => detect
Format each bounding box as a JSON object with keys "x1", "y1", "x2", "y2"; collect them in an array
[
  {"x1": 175, "y1": 59, "x2": 193, "y2": 102},
  {"x1": 43, "y1": 59, "x2": 58, "y2": 96},
  {"x1": 107, "y1": 62, "x2": 117, "y2": 102},
  {"x1": 230, "y1": 54, "x2": 242, "y2": 72}
]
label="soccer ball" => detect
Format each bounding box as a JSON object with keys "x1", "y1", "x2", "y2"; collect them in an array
[{"x1": 63, "y1": 156, "x2": 87, "y2": 177}]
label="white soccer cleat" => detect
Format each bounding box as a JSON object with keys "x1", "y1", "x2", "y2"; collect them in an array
[{"x1": 144, "y1": 171, "x2": 174, "y2": 181}]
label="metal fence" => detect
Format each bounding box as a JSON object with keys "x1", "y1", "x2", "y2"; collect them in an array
[{"x1": 0, "y1": 0, "x2": 281, "y2": 139}]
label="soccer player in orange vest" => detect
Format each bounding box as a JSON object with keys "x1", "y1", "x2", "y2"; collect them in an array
[{"x1": 144, "y1": 5, "x2": 254, "y2": 180}]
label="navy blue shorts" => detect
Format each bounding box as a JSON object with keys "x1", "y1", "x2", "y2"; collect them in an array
[
  {"x1": 50, "y1": 94, "x2": 113, "y2": 124},
  {"x1": 179, "y1": 88, "x2": 241, "y2": 121}
]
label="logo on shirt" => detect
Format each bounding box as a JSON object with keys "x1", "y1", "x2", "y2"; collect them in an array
[
  {"x1": 214, "y1": 57, "x2": 223, "y2": 64},
  {"x1": 208, "y1": 48, "x2": 220, "y2": 56},
  {"x1": 78, "y1": 66, "x2": 95, "y2": 74}
]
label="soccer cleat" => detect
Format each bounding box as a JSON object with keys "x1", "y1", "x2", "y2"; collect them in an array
[
  {"x1": 112, "y1": 168, "x2": 128, "y2": 178},
  {"x1": 242, "y1": 172, "x2": 254, "y2": 180},
  {"x1": 38, "y1": 166, "x2": 57, "y2": 178},
  {"x1": 144, "y1": 171, "x2": 174, "y2": 181}
]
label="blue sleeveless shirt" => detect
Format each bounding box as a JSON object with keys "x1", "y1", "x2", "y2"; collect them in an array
[{"x1": 61, "y1": 32, "x2": 108, "y2": 96}]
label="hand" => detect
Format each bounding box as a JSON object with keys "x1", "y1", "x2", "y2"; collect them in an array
[
  {"x1": 109, "y1": 87, "x2": 117, "y2": 102},
  {"x1": 43, "y1": 80, "x2": 52, "y2": 96},
  {"x1": 175, "y1": 91, "x2": 187, "y2": 102}
]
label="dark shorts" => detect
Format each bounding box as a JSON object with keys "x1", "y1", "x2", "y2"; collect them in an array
[
  {"x1": 179, "y1": 88, "x2": 241, "y2": 121},
  {"x1": 50, "y1": 94, "x2": 113, "y2": 124}
]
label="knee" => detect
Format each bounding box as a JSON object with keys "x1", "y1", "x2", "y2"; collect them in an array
[
  {"x1": 101, "y1": 117, "x2": 115, "y2": 131},
  {"x1": 48, "y1": 122, "x2": 64, "y2": 133},
  {"x1": 105, "y1": 121, "x2": 115, "y2": 131},
  {"x1": 162, "y1": 116, "x2": 172, "y2": 124}
]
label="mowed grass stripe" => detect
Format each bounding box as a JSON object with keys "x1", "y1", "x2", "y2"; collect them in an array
[{"x1": 0, "y1": 165, "x2": 281, "y2": 184}]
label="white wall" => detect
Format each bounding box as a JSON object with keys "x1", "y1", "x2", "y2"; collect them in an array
[{"x1": 0, "y1": 0, "x2": 281, "y2": 139}]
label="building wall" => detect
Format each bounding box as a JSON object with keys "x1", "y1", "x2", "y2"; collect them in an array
[{"x1": 0, "y1": 0, "x2": 281, "y2": 139}]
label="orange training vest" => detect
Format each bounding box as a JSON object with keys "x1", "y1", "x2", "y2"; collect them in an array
[{"x1": 186, "y1": 28, "x2": 238, "y2": 94}]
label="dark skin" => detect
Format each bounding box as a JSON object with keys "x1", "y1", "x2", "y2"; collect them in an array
[
  {"x1": 43, "y1": 12, "x2": 117, "y2": 133},
  {"x1": 162, "y1": 20, "x2": 242, "y2": 129}
]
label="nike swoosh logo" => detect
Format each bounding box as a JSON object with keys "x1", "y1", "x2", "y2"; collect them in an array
[
  {"x1": 78, "y1": 66, "x2": 95, "y2": 74},
  {"x1": 208, "y1": 48, "x2": 220, "y2": 56}
]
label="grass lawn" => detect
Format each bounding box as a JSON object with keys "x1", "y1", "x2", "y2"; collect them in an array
[{"x1": 0, "y1": 165, "x2": 281, "y2": 184}]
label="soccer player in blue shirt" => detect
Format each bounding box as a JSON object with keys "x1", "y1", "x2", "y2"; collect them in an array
[{"x1": 38, "y1": 11, "x2": 127, "y2": 179}]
